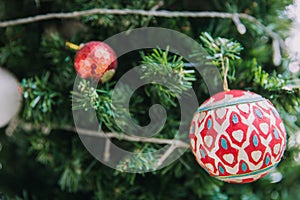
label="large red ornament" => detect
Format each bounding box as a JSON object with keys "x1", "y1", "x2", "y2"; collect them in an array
[
  {"x1": 189, "y1": 90, "x2": 286, "y2": 183},
  {"x1": 74, "y1": 41, "x2": 117, "y2": 82}
]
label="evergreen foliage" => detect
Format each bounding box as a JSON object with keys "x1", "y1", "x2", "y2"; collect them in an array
[{"x1": 0, "y1": 0, "x2": 299, "y2": 199}]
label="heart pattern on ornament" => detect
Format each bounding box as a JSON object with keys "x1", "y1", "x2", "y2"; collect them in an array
[
  {"x1": 223, "y1": 154, "x2": 234, "y2": 164},
  {"x1": 204, "y1": 136, "x2": 213, "y2": 148},
  {"x1": 232, "y1": 130, "x2": 244, "y2": 142},
  {"x1": 238, "y1": 104, "x2": 249, "y2": 113},
  {"x1": 216, "y1": 108, "x2": 226, "y2": 119},
  {"x1": 251, "y1": 151, "x2": 262, "y2": 162},
  {"x1": 259, "y1": 123, "x2": 269, "y2": 135}
]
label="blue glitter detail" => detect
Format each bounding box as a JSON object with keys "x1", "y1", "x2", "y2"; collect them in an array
[
  {"x1": 242, "y1": 162, "x2": 247, "y2": 172},
  {"x1": 273, "y1": 129, "x2": 279, "y2": 140},
  {"x1": 265, "y1": 156, "x2": 270, "y2": 165},
  {"x1": 255, "y1": 108, "x2": 263, "y2": 119},
  {"x1": 190, "y1": 124, "x2": 195, "y2": 134},
  {"x1": 200, "y1": 149, "x2": 206, "y2": 158},
  {"x1": 253, "y1": 135, "x2": 259, "y2": 147},
  {"x1": 207, "y1": 119, "x2": 212, "y2": 129},
  {"x1": 221, "y1": 138, "x2": 228, "y2": 150},
  {"x1": 219, "y1": 165, "x2": 225, "y2": 174},
  {"x1": 232, "y1": 114, "x2": 239, "y2": 124}
]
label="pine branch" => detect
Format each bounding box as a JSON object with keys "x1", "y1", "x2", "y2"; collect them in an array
[
  {"x1": 13, "y1": 119, "x2": 190, "y2": 148},
  {"x1": 11, "y1": 119, "x2": 189, "y2": 170},
  {"x1": 75, "y1": 127, "x2": 190, "y2": 148},
  {"x1": 156, "y1": 144, "x2": 177, "y2": 168},
  {"x1": 0, "y1": 9, "x2": 286, "y2": 50}
]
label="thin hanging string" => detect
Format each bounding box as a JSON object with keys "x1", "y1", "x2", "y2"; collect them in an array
[{"x1": 221, "y1": 54, "x2": 230, "y2": 91}]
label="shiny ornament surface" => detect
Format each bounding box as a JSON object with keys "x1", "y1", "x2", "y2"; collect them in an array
[
  {"x1": 189, "y1": 90, "x2": 286, "y2": 183},
  {"x1": 0, "y1": 68, "x2": 22, "y2": 127},
  {"x1": 74, "y1": 41, "x2": 117, "y2": 82}
]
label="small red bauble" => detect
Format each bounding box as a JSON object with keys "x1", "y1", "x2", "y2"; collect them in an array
[
  {"x1": 74, "y1": 41, "x2": 117, "y2": 82},
  {"x1": 189, "y1": 90, "x2": 286, "y2": 183}
]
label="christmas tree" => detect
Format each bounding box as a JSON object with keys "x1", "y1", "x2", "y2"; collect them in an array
[{"x1": 1, "y1": 0, "x2": 300, "y2": 199}]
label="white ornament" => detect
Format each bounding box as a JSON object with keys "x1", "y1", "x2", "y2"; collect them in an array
[{"x1": 0, "y1": 68, "x2": 22, "y2": 127}]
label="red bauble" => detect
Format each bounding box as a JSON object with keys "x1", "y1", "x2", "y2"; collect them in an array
[
  {"x1": 74, "y1": 41, "x2": 117, "y2": 82},
  {"x1": 189, "y1": 90, "x2": 286, "y2": 183}
]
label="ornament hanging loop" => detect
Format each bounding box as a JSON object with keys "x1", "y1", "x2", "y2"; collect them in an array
[
  {"x1": 65, "y1": 41, "x2": 81, "y2": 51},
  {"x1": 221, "y1": 54, "x2": 230, "y2": 91}
]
